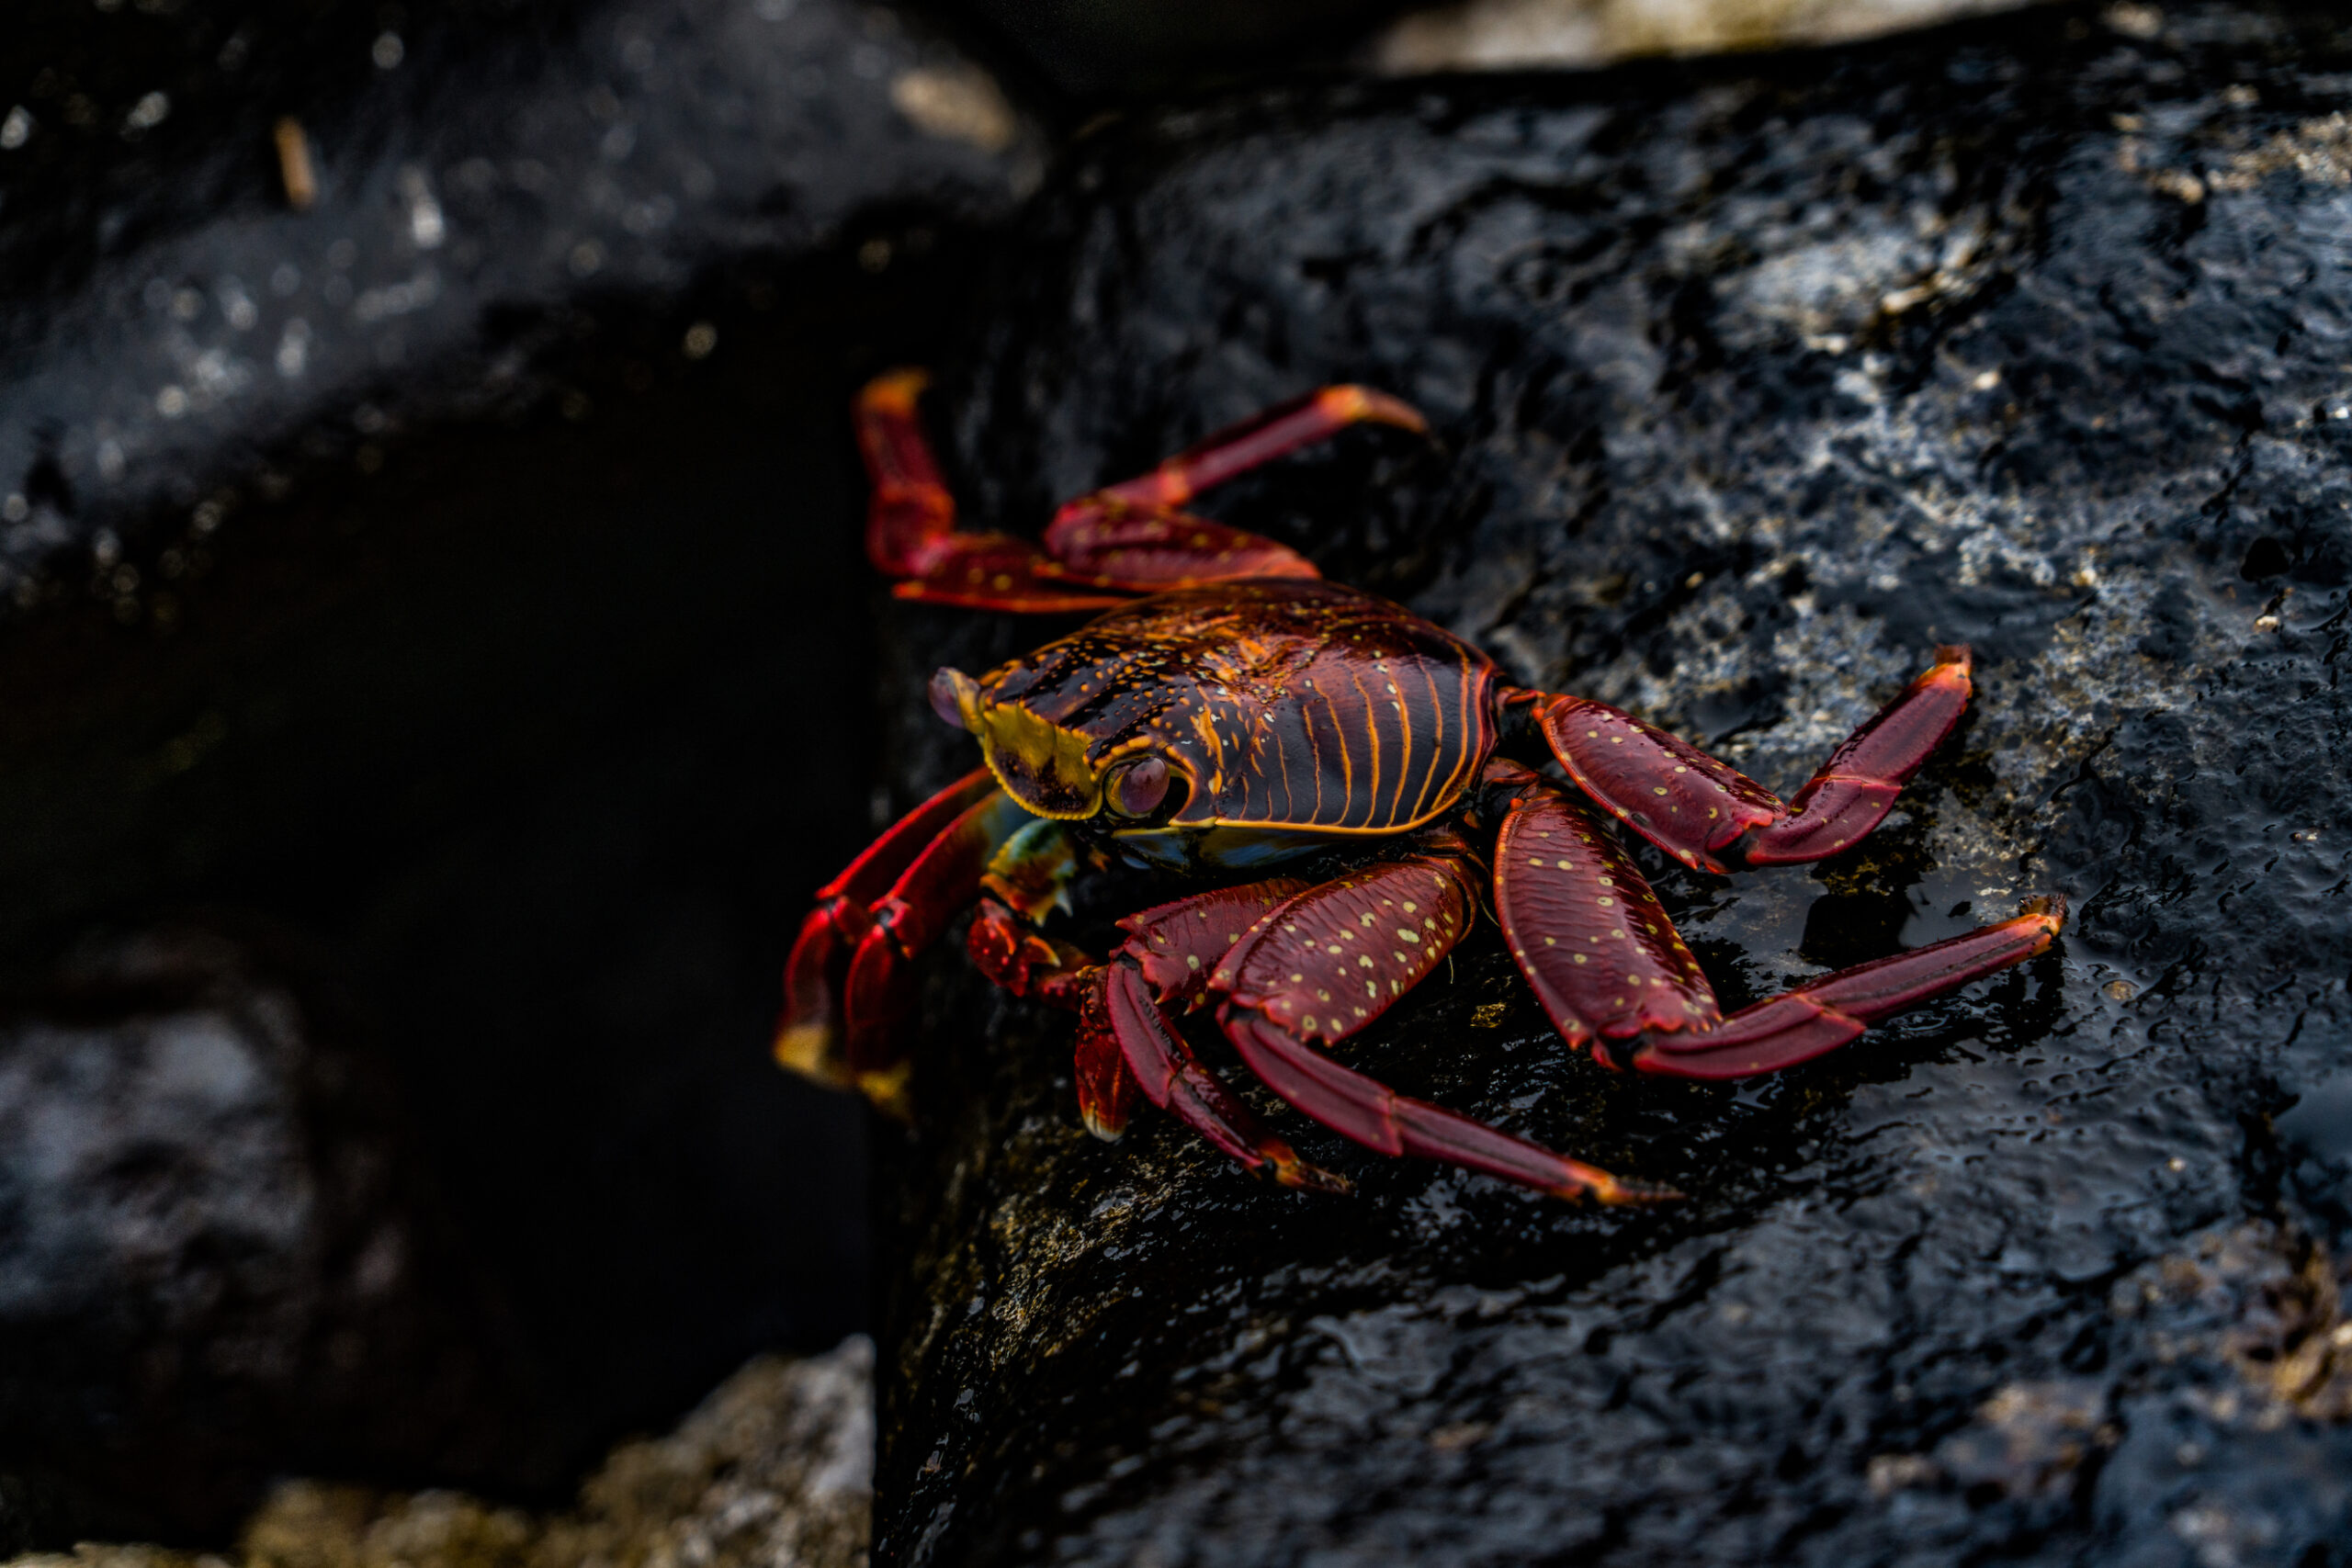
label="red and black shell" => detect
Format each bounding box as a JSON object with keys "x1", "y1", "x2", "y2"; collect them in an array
[{"x1": 934, "y1": 581, "x2": 1499, "y2": 866}]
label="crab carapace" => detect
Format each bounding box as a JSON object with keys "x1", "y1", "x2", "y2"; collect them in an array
[{"x1": 775, "y1": 370, "x2": 2063, "y2": 1201}]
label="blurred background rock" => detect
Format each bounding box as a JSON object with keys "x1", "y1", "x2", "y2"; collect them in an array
[{"x1": 1373, "y1": 0, "x2": 2045, "y2": 72}]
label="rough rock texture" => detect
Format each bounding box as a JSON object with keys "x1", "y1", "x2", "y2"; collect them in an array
[
  {"x1": 874, "y1": 4, "x2": 2352, "y2": 1563},
  {"x1": 2, "y1": 1338, "x2": 873, "y2": 1568}
]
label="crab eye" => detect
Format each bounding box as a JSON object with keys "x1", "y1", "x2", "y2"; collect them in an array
[{"x1": 1106, "y1": 755, "x2": 1172, "y2": 818}]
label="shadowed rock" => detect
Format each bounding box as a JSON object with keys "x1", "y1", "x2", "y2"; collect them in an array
[
  {"x1": 0, "y1": 0, "x2": 1045, "y2": 1542},
  {"x1": 0, "y1": 930, "x2": 529, "y2": 1540}
]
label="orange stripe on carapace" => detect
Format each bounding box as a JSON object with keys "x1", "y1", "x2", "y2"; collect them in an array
[{"x1": 965, "y1": 581, "x2": 1498, "y2": 837}]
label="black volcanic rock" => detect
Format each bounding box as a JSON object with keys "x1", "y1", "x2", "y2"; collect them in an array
[{"x1": 869, "y1": 5, "x2": 2352, "y2": 1564}]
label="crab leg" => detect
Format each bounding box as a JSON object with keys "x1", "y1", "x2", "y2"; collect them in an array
[
  {"x1": 1488, "y1": 770, "x2": 1723, "y2": 1054},
  {"x1": 1108, "y1": 881, "x2": 1346, "y2": 1188},
  {"x1": 855, "y1": 369, "x2": 1129, "y2": 614},
  {"x1": 1100, "y1": 880, "x2": 1347, "y2": 1189},
  {"x1": 1631, "y1": 897, "x2": 2065, "y2": 1078},
  {"x1": 1037, "y1": 386, "x2": 1427, "y2": 592},
  {"x1": 1518, "y1": 646, "x2": 1975, "y2": 872},
  {"x1": 967, "y1": 879, "x2": 1338, "y2": 1184},
  {"x1": 1103, "y1": 964, "x2": 1347, "y2": 1190},
  {"x1": 1487, "y1": 767, "x2": 2065, "y2": 1078},
  {"x1": 1071, "y1": 982, "x2": 1145, "y2": 1142},
  {"x1": 777, "y1": 767, "x2": 998, "y2": 1087},
  {"x1": 854, "y1": 370, "x2": 1426, "y2": 613},
  {"x1": 1074, "y1": 385, "x2": 1429, "y2": 514},
  {"x1": 964, "y1": 896, "x2": 1143, "y2": 1134},
  {"x1": 1208, "y1": 847, "x2": 1668, "y2": 1203}
]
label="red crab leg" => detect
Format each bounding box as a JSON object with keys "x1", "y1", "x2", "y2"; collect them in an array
[
  {"x1": 1073, "y1": 385, "x2": 1429, "y2": 514},
  {"x1": 854, "y1": 370, "x2": 1427, "y2": 613},
  {"x1": 1486, "y1": 764, "x2": 2064, "y2": 1077},
  {"x1": 964, "y1": 897, "x2": 1144, "y2": 1136},
  {"x1": 1208, "y1": 847, "x2": 1671, "y2": 1203},
  {"x1": 968, "y1": 883, "x2": 1333, "y2": 1181},
  {"x1": 1517, "y1": 646, "x2": 1975, "y2": 872},
  {"x1": 833, "y1": 790, "x2": 1035, "y2": 1114},
  {"x1": 1103, "y1": 964, "x2": 1347, "y2": 1191},
  {"x1": 1632, "y1": 897, "x2": 2066, "y2": 1078},
  {"x1": 1489, "y1": 768, "x2": 1724, "y2": 1054},
  {"x1": 776, "y1": 767, "x2": 998, "y2": 1088},
  {"x1": 1037, "y1": 385, "x2": 1428, "y2": 592},
  {"x1": 1071, "y1": 981, "x2": 1144, "y2": 1142},
  {"x1": 855, "y1": 369, "x2": 1130, "y2": 614},
  {"x1": 1099, "y1": 880, "x2": 1344, "y2": 1189}
]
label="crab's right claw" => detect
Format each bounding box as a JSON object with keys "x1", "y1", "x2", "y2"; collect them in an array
[
  {"x1": 776, "y1": 897, "x2": 870, "y2": 1090},
  {"x1": 774, "y1": 769, "x2": 1012, "y2": 1114}
]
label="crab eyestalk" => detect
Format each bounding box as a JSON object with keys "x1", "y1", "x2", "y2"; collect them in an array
[{"x1": 930, "y1": 666, "x2": 981, "y2": 730}]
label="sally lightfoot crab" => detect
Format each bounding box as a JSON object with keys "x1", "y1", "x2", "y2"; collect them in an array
[{"x1": 776, "y1": 370, "x2": 2064, "y2": 1201}]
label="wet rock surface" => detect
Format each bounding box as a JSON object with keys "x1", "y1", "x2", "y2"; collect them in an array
[
  {"x1": 3, "y1": 1337, "x2": 874, "y2": 1568},
  {"x1": 874, "y1": 5, "x2": 2352, "y2": 1563}
]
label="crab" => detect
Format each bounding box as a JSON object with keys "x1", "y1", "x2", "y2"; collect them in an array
[{"x1": 775, "y1": 370, "x2": 2064, "y2": 1201}]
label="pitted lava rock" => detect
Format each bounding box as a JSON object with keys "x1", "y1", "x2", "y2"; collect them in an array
[{"x1": 873, "y1": 6, "x2": 2352, "y2": 1563}]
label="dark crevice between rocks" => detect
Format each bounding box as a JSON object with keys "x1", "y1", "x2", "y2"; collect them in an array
[
  {"x1": 0, "y1": 0, "x2": 1054, "y2": 1548},
  {"x1": 0, "y1": 221, "x2": 1000, "y2": 1550}
]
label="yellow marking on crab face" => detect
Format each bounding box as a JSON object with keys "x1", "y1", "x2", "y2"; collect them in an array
[{"x1": 974, "y1": 699, "x2": 1103, "y2": 819}]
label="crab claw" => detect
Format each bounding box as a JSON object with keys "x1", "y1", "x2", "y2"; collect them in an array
[
  {"x1": 776, "y1": 896, "x2": 876, "y2": 1090},
  {"x1": 774, "y1": 770, "x2": 1021, "y2": 1114}
]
